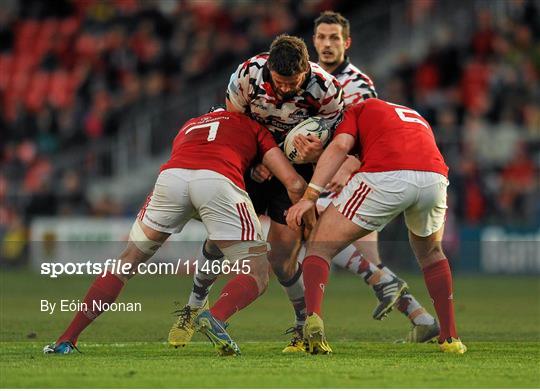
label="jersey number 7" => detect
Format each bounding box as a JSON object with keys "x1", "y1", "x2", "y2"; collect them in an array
[{"x1": 184, "y1": 121, "x2": 220, "y2": 141}]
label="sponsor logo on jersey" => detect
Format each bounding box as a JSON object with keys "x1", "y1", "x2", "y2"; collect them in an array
[
  {"x1": 289, "y1": 109, "x2": 307, "y2": 120},
  {"x1": 252, "y1": 102, "x2": 268, "y2": 110}
]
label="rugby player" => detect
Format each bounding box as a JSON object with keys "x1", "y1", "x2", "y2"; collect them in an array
[
  {"x1": 168, "y1": 34, "x2": 344, "y2": 352},
  {"x1": 44, "y1": 109, "x2": 306, "y2": 356},
  {"x1": 286, "y1": 98, "x2": 467, "y2": 355},
  {"x1": 312, "y1": 11, "x2": 440, "y2": 344}
]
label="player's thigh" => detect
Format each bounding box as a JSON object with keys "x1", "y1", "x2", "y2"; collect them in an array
[
  {"x1": 117, "y1": 221, "x2": 170, "y2": 279},
  {"x1": 317, "y1": 192, "x2": 381, "y2": 262},
  {"x1": 352, "y1": 231, "x2": 381, "y2": 264},
  {"x1": 332, "y1": 171, "x2": 415, "y2": 233},
  {"x1": 404, "y1": 172, "x2": 448, "y2": 237},
  {"x1": 266, "y1": 219, "x2": 300, "y2": 261},
  {"x1": 307, "y1": 204, "x2": 372, "y2": 260},
  {"x1": 138, "y1": 168, "x2": 195, "y2": 234},
  {"x1": 189, "y1": 171, "x2": 263, "y2": 241}
]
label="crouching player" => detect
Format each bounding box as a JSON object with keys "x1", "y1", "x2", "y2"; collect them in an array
[
  {"x1": 44, "y1": 108, "x2": 306, "y2": 356},
  {"x1": 286, "y1": 98, "x2": 467, "y2": 355}
]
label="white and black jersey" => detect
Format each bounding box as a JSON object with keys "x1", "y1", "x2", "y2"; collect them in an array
[
  {"x1": 331, "y1": 57, "x2": 377, "y2": 107},
  {"x1": 227, "y1": 53, "x2": 344, "y2": 145}
]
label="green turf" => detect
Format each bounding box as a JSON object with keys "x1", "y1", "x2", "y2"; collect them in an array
[{"x1": 1, "y1": 270, "x2": 539, "y2": 388}]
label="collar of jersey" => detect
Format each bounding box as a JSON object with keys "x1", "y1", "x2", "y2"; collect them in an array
[{"x1": 330, "y1": 56, "x2": 350, "y2": 76}]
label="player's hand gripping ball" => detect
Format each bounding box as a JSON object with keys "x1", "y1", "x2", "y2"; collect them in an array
[{"x1": 284, "y1": 117, "x2": 330, "y2": 163}]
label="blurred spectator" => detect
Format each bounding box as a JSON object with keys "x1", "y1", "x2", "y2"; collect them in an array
[
  {"x1": 24, "y1": 180, "x2": 57, "y2": 222},
  {"x1": 92, "y1": 194, "x2": 123, "y2": 217},
  {"x1": 57, "y1": 170, "x2": 91, "y2": 216},
  {"x1": 389, "y1": 1, "x2": 539, "y2": 225},
  {"x1": 498, "y1": 143, "x2": 537, "y2": 219}
]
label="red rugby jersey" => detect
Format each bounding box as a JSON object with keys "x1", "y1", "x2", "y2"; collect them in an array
[
  {"x1": 335, "y1": 98, "x2": 448, "y2": 177},
  {"x1": 161, "y1": 111, "x2": 277, "y2": 189}
]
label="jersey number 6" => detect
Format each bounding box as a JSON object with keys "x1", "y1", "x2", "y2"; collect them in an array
[{"x1": 388, "y1": 103, "x2": 429, "y2": 129}]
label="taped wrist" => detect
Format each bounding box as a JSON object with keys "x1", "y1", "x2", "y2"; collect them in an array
[{"x1": 302, "y1": 186, "x2": 321, "y2": 202}]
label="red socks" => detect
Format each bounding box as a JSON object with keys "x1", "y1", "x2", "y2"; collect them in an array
[
  {"x1": 57, "y1": 274, "x2": 124, "y2": 344},
  {"x1": 302, "y1": 255, "x2": 330, "y2": 316},
  {"x1": 210, "y1": 275, "x2": 260, "y2": 322},
  {"x1": 422, "y1": 259, "x2": 458, "y2": 342}
]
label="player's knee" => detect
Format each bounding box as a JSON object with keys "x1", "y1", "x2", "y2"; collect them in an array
[
  {"x1": 249, "y1": 260, "x2": 269, "y2": 294},
  {"x1": 220, "y1": 240, "x2": 270, "y2": 293},
  {"x1": 128, "y1": 220, "x2": 162, "y2": 256},
  {"x1": 428, "y1": 246, "x2": 446, "y2": 262},
  {"x1": 219, "y1": 240, "x2": 269, "y2": 263},
  {"x1": 204, "y1": 239, "x2": 224, "y2": 259},
  {"x1": 267, "y1": 251, "x2": 289, "y2": 279},
  {"x1": 417, "y1": 244, "x2": 446, "y2": 267}
]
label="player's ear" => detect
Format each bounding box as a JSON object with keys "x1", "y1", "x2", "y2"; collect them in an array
[{"x1": 345, "y1": 37, "x2": 352, "y2": 50}]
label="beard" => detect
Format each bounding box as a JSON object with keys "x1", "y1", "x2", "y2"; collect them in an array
[
  {"x1": 319, "y1": 50, "x2": 343, "y2": 68},
  {"x1": 278, "y1": 89, "x2": 300, "y2": 100},
  {"x1": 321, "y1": 59, "x2": 340, "y2": 68}
]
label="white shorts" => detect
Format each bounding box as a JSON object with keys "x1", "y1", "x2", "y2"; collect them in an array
[
  {"x1": 332, "y1": 170, "x2": 449, "y2": 237},
  {"x1": 316, "y1": 195, "x2": 334, "y2": 212},
  {"x1": 138, "y1": 168, "x2": 262, "y2": 241}
]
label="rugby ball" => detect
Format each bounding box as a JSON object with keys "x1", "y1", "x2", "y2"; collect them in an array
[{"x1": 283, "y1": 117, "x2": 330, "y2": 163}]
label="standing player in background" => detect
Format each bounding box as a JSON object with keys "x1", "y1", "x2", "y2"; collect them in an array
[
  {"x1": 287, "y1": 98, "x2": 466, "y2": 355},
  {"x1": 168, "y1": 35, "x2": 344, "y2": 352},
  {"x1": 44, "y1": 109, "x2": 307, "y2": 356},
  {"x1": 312, "y1": 11, "x2": 440, "y2": 343}
]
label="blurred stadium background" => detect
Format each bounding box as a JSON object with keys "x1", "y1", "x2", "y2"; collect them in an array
[
  {"x1": 0, "y1": 1, "x2": 539, "y2": 388},
  {"x1": 0, "y1": 0, "x2": 539, "y2": 274}
]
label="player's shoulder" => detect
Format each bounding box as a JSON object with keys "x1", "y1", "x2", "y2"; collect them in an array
[
  {"x1": 309, "y1": 62, "x2": 334, "y2": 79},
  {"x1": 347, "y1": 98, "x2": 381, "y2": 113},
  {"x1": 192, "y1": 111, "x2": 263, "y2": 134},
  {"x1": 209, "y1": 110, "x2": 253, "y2": 122},
  {"x1": 340, "y1": 61, "x2": 374, "y2": 84},
  {"x1": 309, "y1": 61, "x2": 338, "y2": 84},
  {"x1": 307, "y1": 61, "x2": 342, "y2": 97},
  {"x1": 361, "y1": 97, "x2": 388, "y2": 110},
  {"x1": 238, "y1": 52, "x2": 268, "y2": 74},
  {"x1": 191, "y1": 110, "x2": 246, "y2": 123},
  {"x1": 226, "y1": 111, "x2": 265, "y2": 131}
]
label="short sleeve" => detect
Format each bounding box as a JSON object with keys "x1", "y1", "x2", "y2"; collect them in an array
[
  {"x1": 226, "y1": 61, "x2": 251, "y2": 113},
  {"x1": 256, "y1": 123, "x2": 278, "y2": 156},
  {"x1": 343, "y1": 77, "x2": 377, "y2": 106},
  {"x1": 334, "y1": 105, "x2": 360, "y2": 140},
  {"x1": 317, "y1": 77, "x2": 345, "y2": 130}
]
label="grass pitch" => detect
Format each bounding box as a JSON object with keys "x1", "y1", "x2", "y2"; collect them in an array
[{"x1": 1, "y1": 270, "x2": 539, "y2": 388}]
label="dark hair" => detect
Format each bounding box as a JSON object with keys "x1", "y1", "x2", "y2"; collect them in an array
[
  {"x1": 314, "y1": 11, "x2": 350, "y2": 40},
  {"x1": 267, "y1": 34, "x2": 309, "y2": 76}
]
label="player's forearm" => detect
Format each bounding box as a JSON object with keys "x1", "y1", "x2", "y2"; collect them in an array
[
  {"x1": 263, "y1": 148, "x2": 307, "y2": 195},
  {"x1": 313, "y1": 142, "x2": 349, "y2": 187},
  {"x1": 339, "y1": 155, "x2": 361, "y2": 174},
  {"x1": 285, "y1": 176, "x2": 307, "y2": 204},
  {"x1": 304, "y1": 142, "x2": 349, "y2": 202}
]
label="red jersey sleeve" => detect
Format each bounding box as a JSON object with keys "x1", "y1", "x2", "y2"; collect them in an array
[
  {"x1": 333, "y1": 105, "x2": 361, "y2": 140},
  {"x1": 255, "y1": 123, "x2": 278, "y2": 157}
]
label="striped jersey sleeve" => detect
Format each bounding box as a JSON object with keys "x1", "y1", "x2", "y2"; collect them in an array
[{"x1": 333, "y1": 60, "x2": 377, "y2": 107}]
